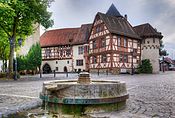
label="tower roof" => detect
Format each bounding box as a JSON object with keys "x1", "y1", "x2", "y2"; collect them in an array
[
  {"x1": 133, "y1": 23, "x2": 163, "y2": 39},
  {"x1": 106, "y1": 4, "x2": 122, "y2": 17}
]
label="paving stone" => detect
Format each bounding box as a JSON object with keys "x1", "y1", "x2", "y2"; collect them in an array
[{"x1": 0, "y1": 71, "x2": 175, "y2": 117}]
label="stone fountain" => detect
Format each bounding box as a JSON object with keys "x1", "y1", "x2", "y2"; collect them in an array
[{"x1": 40, "y1": 72, "x2": 129, "y2": 116}]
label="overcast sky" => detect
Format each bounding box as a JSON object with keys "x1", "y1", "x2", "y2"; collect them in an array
[{"x1": 45, "y1": 0, "x2": 175, "y2": 59}]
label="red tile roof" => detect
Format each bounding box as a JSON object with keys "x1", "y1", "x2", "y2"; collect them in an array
[
  {"x1": 40, "y1": 28, "x2": 80, "y2": 47},
  {"x1": 40, "y1": 24, "x2": 92, "y2": 47}
]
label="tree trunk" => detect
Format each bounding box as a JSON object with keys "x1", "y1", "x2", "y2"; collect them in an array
[
  {"x1": 8, "y1": 15, "x2": 19, "y2": 75},
  {"x1": 2, "y1": 59, "x2": 4, "y2": 72},
  {"x1": 8, "y1": 38, "x2": 15, "y2": 73}
]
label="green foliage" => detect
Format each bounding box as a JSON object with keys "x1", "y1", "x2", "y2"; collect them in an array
[
  {"x1": 17, "y1": 56, "x2": 27, "y2": 71},
  {"x1": 138, "y1": 59, "x2": 153, "y2": 74},
  {"x1": 0, "y1": 0, "x2": 54, "y2": 73},
  {"x1": 17, "y1": 43, "x2": 42, "y2": 72},
  {"x1": 159, "y1": 39, "x2": 168, "y2": 56},
  {"x1": 27, "y1": 43, "x2": 42, "y2": 70}
]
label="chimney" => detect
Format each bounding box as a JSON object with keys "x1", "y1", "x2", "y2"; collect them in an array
[{"x1": 124, "y1": 14, "x2": 127, "y2": 20}]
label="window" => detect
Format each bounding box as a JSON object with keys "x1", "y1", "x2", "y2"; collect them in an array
[
  {"x1": 93, "y1": 40, "x2": 97, "y2": 49},
  {"x1": 124, "y1": 38, "x2": 127, "y2": 47},
  {"x1": 101, "y1": 54, "x2": 107, "y2": 63},
  {"x1": 119, "y1": 54, "x2": 123, "y2": 62},
  {"x1": 56, "y1": 61, "x2": 58, "y2": 64},
  {"x1": 66, "y1": 49, "x2": 71, "y2": 56},
  {"x1": 45, "y1": 48, "x2": 51, "y2": 57},
  {"x1": 56, "y1": 67, "x2": 58, "y2": 71},
  {"x1": 76, "y1": 60, "x2": 83, "y2": 66},
  {"x1": 101, "y1": 38, "x2": 106, "y2": 48},
  {"x1": 153, "y1": 38, "x2": 155, "y2": 43},
  {"x1": 93, "y1": 56, "x2": 97, "y2": 64},
  {"x1": 67, "y1": 61, "x2": 69, "y2": 64},
  {"x1": 96, "y1": 26, "x2": 102, "y2": 33},
  {"x1": 118, "y1": 37, "x2": 121, "y2": 46},
  {"x1": 147, "y1": 41, "x2": 150, "y2": 44},
  {"x1": 60, "y1": 50, "x2": 63, "y2": 56},
  {"x1": 124, "y1": 55, "x2": 128, "y2": 63},
  {"x1": 78, "y1": 46, "x2": 84, "y2": 55},
  {"x1": 69, "y1": 39, "x2": 73, "y2": 43}
]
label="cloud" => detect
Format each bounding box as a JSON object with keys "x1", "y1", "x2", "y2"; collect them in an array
[{"x1": 47, "y1": 0, "x2": 175, "y2": 57}]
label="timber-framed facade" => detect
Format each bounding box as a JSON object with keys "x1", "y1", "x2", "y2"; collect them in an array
[{"x1": 40, "y1": 4, "x2": 163, "y2": 74}]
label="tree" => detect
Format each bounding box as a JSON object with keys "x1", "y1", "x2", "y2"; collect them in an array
[
  {"x1": 17, "y1": 43, "x2": 42, "y2": 73},
  {"x1": 138, "y1": 59, "x2": 153, "y2": 74},
  {"x1": 0, "y1": 0, "x2": 53, "y2": 74},
  {"x1": 0, "y1": 30, "x2": 9, "y2": 72},
  {"x1": 159, "y1": 39, "x2": 168, "y2": 56},
  {"x1": 27, "y1": 43, "x2": 42, "y2": 71}
]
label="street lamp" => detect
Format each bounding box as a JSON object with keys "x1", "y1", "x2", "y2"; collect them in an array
[{"x1": 130, "y1": 48, "x2": 134, "y2": 75}]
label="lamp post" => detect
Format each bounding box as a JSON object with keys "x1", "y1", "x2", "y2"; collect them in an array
[
  {"x1": 11, "y1": 38, "x2": 23, "y2": 80},
  {"x1": 162, "y1": 56, "x2": 165, "y2": 73},
  {"x1": 130, "y1": 48, "x2": 134, "y2": 75}
]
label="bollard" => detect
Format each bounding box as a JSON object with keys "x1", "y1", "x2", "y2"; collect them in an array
[
  {"x1": 40, "y1": 70, "x2": 42, "y2": 78},
  {"x1": 54, "y1": 70, "x2": 56, "y2": 78},
  {"x1": 66, "y1": 72, "x2": 68, "y2": 77}
]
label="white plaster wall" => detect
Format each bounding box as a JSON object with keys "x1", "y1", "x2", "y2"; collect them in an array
[
  {"x1": 141, "y1": 38, "x2": 160, "y2": 73},
  {"x1": 42, "y1": 59, "x2": 73, "y2": 72},
  {"x1": 18, "y1": 24, "x2": 40, "y2": 56},
  {"x1": 72, "y1": 45, "x2": 85, "y2": 71}
]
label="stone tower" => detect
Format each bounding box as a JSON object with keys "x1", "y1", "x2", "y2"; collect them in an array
[{"x1": 134, "y1": 23, "x2": 163, "y2": 73}]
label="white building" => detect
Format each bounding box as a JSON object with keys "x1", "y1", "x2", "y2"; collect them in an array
[{"x1": 40, "y1": 24, "x2": 91, "y2": 73}]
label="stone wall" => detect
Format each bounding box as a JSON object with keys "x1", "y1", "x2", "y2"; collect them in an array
[{"x1": 141, "y1": 38, "x2": 160, "y2": 73}]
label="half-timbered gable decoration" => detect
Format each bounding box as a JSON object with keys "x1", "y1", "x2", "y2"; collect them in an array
[{"x1": 89, "y1": 4, "x2": 141, "y2": 74}]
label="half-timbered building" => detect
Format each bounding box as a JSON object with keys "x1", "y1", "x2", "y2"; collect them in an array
[
  {"x1": 40, "y1": 24, "x2": 91, "y2": 73},
  {"x1": 88, "y1": 4, "x2": 141, "y2": 74},
  {"x1": 40, "y1": 4, "x2": 163, "y2": 74}
]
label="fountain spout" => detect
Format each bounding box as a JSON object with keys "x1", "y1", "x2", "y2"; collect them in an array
[{"x1": 77, "y1": 72, "x2": 91, "y2": 84}]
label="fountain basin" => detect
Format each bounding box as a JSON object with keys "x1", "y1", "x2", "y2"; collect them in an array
[{"x1": 40, "y1": 78, "x2": 129, "y2": 115}]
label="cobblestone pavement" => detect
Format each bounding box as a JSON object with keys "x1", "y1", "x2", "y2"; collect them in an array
[{"x1": 0, "y1": 72, "x2": 175, "y2": 117}]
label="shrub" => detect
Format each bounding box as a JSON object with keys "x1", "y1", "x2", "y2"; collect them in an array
[
  {"x1": 0, "y1": 72, "x2": 6, "y2": 78},
  {"x1": 138, "y1": 59, "x2": 153, "y2": 74}
]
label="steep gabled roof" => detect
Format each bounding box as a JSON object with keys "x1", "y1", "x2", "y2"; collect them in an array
[
  {"x1": 73, "y1": 24, "x2": 92, "y2": 45},
  {"x1": 40, "y1": 28, "x2": 80, "y2": 47},
  {"x1": 97, "y1": 12, "x2": 140, "y2": 39},
  {"x1": 133, "y1": 23, "x2": 163, "y2": 39},
  {"x1": 106, "y1": 4, "x2": 122, "y2": 17}
]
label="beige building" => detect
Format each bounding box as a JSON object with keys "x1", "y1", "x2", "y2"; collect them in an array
[{"x1": 18, "y1": 24, "x2": 40, "y2": 55}]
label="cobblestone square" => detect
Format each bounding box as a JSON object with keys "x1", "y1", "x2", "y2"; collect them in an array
[{"x1": 0, "y1": 72, "x2": 175, "y2": 118}]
